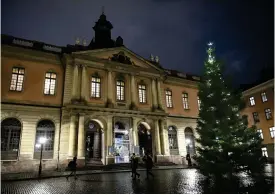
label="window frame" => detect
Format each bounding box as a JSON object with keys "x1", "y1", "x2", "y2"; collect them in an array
[
  {"x1": 9, "y1": 67, "x2": 25, "y2": 92},
  {"x1": 116, "y1": 80, "x2": 125, "y2": 101},
  {"x1": 261, "y1": 92, "x2": 268, "y2": 103},
  {"x1": 252, "y1": 112, "x2": 260, "y2": 123},
  {"x1": 264, "y1": 108, "x2": 272, "y2": 120},
  {"x1": 269, "y1": 126, "x2": 275, "y2": 138},
  {"x1": 91, "y1": 76, "x2": 101, "y2": 98},
  {"x1": 261, "y1": 147, "x2": 268, "y2": 157},
  {"x1": 44, "y1": 72, "x2": 57, "y2": 95},
  {"x1": 249, "y1": 96, "x2": 255, "y2": 106},
  {"x1": 182, "y1": 93, "x2": 189, "y2": 110},
  {"x1": 257, "y1": 129, "x2": 264, "y2": 139},
  {"x1": 138, "y1": 84, "x2": 147, "y2": 103},
  {"x1": 165, "y1": 90, "x2": 173, "y2": 108}
]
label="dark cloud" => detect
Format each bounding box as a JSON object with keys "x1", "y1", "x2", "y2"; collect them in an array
[{"x1": 2, "y1": 0, "x2": 273, "y2": 85}]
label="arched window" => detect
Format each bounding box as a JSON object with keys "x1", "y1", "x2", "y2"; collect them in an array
[
  {"x1": 185, "y1": 127, "x2": 196, "y2": 156},
  {"x1": 168, "y1": 126, "x2": 179, "y2": 155},
  {"x1": 34, "y1": 120, "x2": 55, "y2": 159},
  {"x1": 1, "y1": 118, "x2": 22, "y2": 160}
]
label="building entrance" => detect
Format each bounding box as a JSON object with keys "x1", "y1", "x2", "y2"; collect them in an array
[
  {"x1": 113, "y1": 121, "x2": 130, "y2": 163},
  {"x1": 85, "y1": 121, "x2": 101, "y2": 164},
  {"x1": 138, "y1": 123, "x2": 152, "y2": 156}
]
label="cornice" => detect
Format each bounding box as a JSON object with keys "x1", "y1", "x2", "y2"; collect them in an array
[
  {"x1": 164, "y1": 76, "x2": 199, "y2": 89},
  {"x1": 2, "y1": 45, "x2": 62, "y2": 66},
  {"x1": 242, "y1": 79, "x2": 274, "y2": 97},
  {"x1": 65, "y1": 104, "x2": 168, "y2": 117}
]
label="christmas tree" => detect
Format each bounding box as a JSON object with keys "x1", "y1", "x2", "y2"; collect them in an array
[{"x1": 195, "y1": 42, "x2": 265, "y2": 181}]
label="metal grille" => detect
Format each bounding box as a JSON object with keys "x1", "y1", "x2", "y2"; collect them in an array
[{"x1": 1, "y1": 118, "x2": 21, "y2": 160}]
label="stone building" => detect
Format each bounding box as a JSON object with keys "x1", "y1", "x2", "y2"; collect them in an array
[
  {"x1": 1, "y1": 13, "x2": 201, "y2": 173},
  {"x1": 241, "y1": 79, "x2": 274, "y2": 160}
]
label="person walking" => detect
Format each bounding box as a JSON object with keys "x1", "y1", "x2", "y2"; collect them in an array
[
  {"x1": 186, "y1": 153, "x2": 192, "y2": 167},
  {"x1": 143, "y1": 153, "x2": 154, "y2": 179},
  {"x1": 66, "y1": 156, "x2": 77, "y2": 180},
  {"x1": 130, "y1": 153, "x2": 140, "y2": 179}
]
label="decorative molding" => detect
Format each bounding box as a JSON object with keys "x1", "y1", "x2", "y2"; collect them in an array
[
  {"x1": 43, "y1": 45, "x2": 62, "y2": 53},
  {"x1": 12, "y1": 39, "x2": 33, "y2": 47}
]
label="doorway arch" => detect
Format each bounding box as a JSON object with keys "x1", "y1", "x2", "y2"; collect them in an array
[
  {"x1": 85, "y1": 120, "x2": 102, "y2": 163},
  {"x1": 138, "y1": 123, "x2": 152, "y2": 156},
  {"x1": 184, "y1": 127, "x2": 196, "y2": 156}
]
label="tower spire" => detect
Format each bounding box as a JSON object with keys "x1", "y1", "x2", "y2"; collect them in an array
[{"x1": 102, "y1": 6, "x2": 105, "y2": 14}]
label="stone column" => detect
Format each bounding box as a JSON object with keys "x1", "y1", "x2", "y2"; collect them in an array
[
  {"x1": 93, "y1": 132, "x2": 100, "y2": 158},
  {"x1": 132, "y1": 118, "x2": 138, "y2": 146},
  {"x1": 80, "y1": 65, "x2": 88, "y2": 102},
  {"x1": 154, "y1": 119, "x2": 161, "y2": 155},
  {"x1": 68, "y1": 115, "x2": 77, "y2": 158},
  {"x1": 130, "y1": 74, "x2": 137, "y2": 106},
  {"x1": 77, "y1": 114, "x2": 85, "y2": 159},
  {"x1": 107, "y1": 70, "x2": 114, "y2": 107},
  {"x1": 156, "y1": 79, "x2": 163, "y2": 110},
  {"x1": 71, "y1": 65, "x2": 79, "y2": 100},
  {"x1": 151, "y1": 79, "x2": 158, "y2": 110},
  {"x1": 159, "y1": 120, "x2": 169, "y2": 155}
]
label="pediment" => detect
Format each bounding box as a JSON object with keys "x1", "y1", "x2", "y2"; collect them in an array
[{"x1": 72, "y1": 47, "x2": 162, "y2": 71}]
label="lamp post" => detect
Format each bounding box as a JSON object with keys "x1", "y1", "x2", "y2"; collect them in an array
[{"x1": 36, "y1": 137, "x2": 47, "y2": 177}]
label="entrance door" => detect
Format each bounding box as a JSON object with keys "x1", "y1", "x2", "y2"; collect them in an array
[
  {"x1": 114, "y1": 122, "x2": 130, "y2": 163},
  {"x1": 138, "y1": 124, "x2": 152, "y2": 156},
  {"x1": 86, "y1": 121, "x2": 101, "y2": 163}
]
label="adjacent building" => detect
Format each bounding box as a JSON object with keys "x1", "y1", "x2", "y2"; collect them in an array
[
  {"x1": 1, "y1": 13, "x2": 201, "y2": 173},
  {"x1": 241, "y1": 79, "x2": 274, "y2": 160}
]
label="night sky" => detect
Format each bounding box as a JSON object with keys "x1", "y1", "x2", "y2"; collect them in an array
[{"x1": 2, "y1": 0, "x2": 274, "y2": 86}]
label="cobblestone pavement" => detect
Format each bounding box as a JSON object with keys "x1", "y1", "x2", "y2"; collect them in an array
[{"x1": 1, "y1": 169, "x2": 274, "y2": 194}]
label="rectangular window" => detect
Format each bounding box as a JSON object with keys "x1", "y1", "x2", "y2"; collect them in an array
[
  {"x1": 261, "y1": 147, "x2": 268, "y2": 157},
  {"x1": 269, "y1": 126, "x2": 275, "y2": 138},
  {"x1": 261, "y1": 92, "x2": 267, "y2": 102},
  {"x1": 166, "y1": 90, "x2": 173, "y2": 108},
  {"x1": 10, "y1": 67, "x2": 25, "y2": 91},
  {"x1": 197, "y1": 96, "x2": 201, "y2": 110},
  {"x1": 249, "y1": 96, "x2": 255, "y2": 106},
  {"x1": 116, "y1": 80, "x2": 125, "y2": 101},
  {"x1": 44, "y1": 72, "x2": 56, "y2": 95},
  {"x1": 138, "y1": 84, "x2": 146, "y2": 103},
  {"x1": 91, "y1": 77, "x2": 101, "y2": 98},
  {"x1": 182, "y1": 93, "x2": 189, "y2": 109},
  {"x1": 257, "y1": 129, "x2": 263, "y2": 139},
  {"x1": 265, "y1": 108, "x2": 272, "y2": 120},
  {"x1": 252, "y1": 112, "x2": 260, "y2": 123}
]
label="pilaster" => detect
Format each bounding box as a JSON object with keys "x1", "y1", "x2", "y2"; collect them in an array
[
  {"x1": 77, "y1": 114, "x2": 85, "y2": 159},
  {"x1": 71, "y1": 64, "x2": 79, "y2": 99},
  {"x1": 106, "y1": 70, "x2": 114, "y2": 108},
  {"x1": 68, "y1": 115, "x2": 77, "y2": 158},
  {"x1": 130, "y1": 74, "x2": 138, "y2": 110},
  {"x1": 154, "y1": 119, "x2": 161, "y2": 155},
  {"x1": 80, "y1": 65, "x2": 88, "y2": 102},
  {"x1": 151, "y1": 79, "x2": 158, "y2": 110}
]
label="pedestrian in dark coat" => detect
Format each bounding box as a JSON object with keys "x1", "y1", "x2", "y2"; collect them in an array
[
  {"x1": 66, "y1": 156, "x2": 77, "y2": 180},
  {"x1": 143, "y1": 153, "x2": 154, "y2": 179},
  {"x1": 130, "y1": 153, "x2": 140, "y2": 179},
  {"x1": 186, "y1": 154, "x2": 192, "y2": 167}
]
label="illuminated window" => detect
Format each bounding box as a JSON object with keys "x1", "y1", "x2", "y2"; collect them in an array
[
  {"x1": 166, "y1": 90, "x2": 173, "y2": 108},
  {"x1": 257, "y1": 129, "x2": 263, "y2": 139},
  {"x1": 182, "y1": 93, "x2": 189, "y2": 109},
  {"x1": 44, "y1": 72, "x2": 56, "y2": 95},
  {"x1": 265, "y1": 108, "x2": 272, "y2": 120},
  {"x1": 197, "y1": 96, "x2": 201, "y2": 110},
  {"x1": 252, "y1": 112, "x2": 260, "y2": 123},
  {"x1": 269, "y1": 126, "x2": 275, "y2": 138},
  {"x1": 10, "y1": 67, "x2": 25, "y2": 91},
  {"x1": 261, "y1": 92, "x2": 267, "y2": 102},
  {"x1": 138, "y1": 84, "x2": 146, "y2": 103},
  {"x1": 249, "y1": 97, "x2": 255, "y2": 106},
  {"x1": 116, "y1": 80, "x2": 125, "y2": 101},
  {"x1": 261, "y1": 147, "x2": 268, "y2": 157},
  {"x1": 91, "y1": 77, "x2": 101, "y2": 98}
]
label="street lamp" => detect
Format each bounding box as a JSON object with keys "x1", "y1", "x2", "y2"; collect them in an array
[{"x1": 36, "y1": 137, "x2": 47, "y2": 177}]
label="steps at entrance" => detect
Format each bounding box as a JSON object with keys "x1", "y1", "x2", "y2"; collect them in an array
[
  {"x1": 155, "y1": 162, "x2": 177, "y2": 166},
  {"x1": 86, "y1": 159, "x2": 103, "y2": 166}
]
